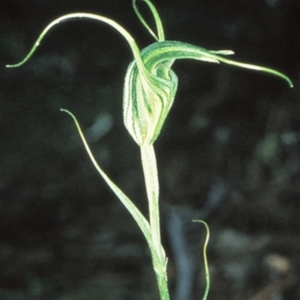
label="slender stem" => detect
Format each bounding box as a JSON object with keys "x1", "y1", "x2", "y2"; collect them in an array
[
  {"x1": 156, "y1": 271, "x2": 170, "y2": 300},
  {"x1": 60, "y1": 110, "x2": 170, "y2": 298},
  {"x1": 140, "y1": 145, "x2": 162, "y2": 259},
  {"x1": 140, "y1": 144, "x2": 170, "y2": 300}
]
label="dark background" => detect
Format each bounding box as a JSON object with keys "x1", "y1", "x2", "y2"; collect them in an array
[{"x1": 1, "y1": 0, "x2": 300, "y2": 299}]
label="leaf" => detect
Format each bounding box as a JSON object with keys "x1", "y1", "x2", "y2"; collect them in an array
[{"x1": 60, "y1": 109, "x2": 154, "y2": 249}]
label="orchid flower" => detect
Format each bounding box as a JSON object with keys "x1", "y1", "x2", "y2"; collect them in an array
[{"x1": 6, "y1": 1, "x2": 293, "y2": 299}]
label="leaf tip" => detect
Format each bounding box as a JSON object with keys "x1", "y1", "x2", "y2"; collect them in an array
[
  {"x1": 60, "y1": 108, "x2": 73, "y2": 117},
  {"x1": 6, "y1": 63, "x2": 18, "y2": 68}
]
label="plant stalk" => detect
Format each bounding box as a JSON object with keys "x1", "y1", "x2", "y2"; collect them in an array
[
  {"x1": 140, "y1": 144, "x2": 170, "y2": 300},
  {"x1": 156, "y1": 271, "x2": 170, "y2": 300},
  {"x1": 140, "y1": 145, "x2": 162, "y2": 259}
]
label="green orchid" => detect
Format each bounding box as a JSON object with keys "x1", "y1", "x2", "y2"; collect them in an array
[
  {"x1": 7, "y1": 0, "x2": 292, "y2": 147},
  {"x1": 125, "y1": 0, "x2": 293, "y2": 146},
  {"x1": 6, "y1": 1, "x2": 293, "y2": 299}
]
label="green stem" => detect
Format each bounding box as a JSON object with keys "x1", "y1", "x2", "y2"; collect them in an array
[
  {"x1": 140, "y1": 145, "x2": 162, "y2": 260},
  {"x1": 156, "y1": 271, "x2": 170, "y2": 300},
  {"x1": 140, "y1": 144, "x2": 169, "y2": 300}
]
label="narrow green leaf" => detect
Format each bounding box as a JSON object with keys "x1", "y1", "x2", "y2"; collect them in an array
[
  {"x1": 193, "y1": 220, "x2": 210, "y2": 300},
  {"x1": 60, "y1": 109, "x2": 153, "y2": 247}
]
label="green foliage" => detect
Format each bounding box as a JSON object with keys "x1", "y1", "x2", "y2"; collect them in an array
[{"x1": 7, "y1": 0, "x2": 293, "y2": 299}]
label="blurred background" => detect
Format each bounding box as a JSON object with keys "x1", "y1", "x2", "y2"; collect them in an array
[{"x1": 1, "y1": 0, "x2": 300, "y2": 299}]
